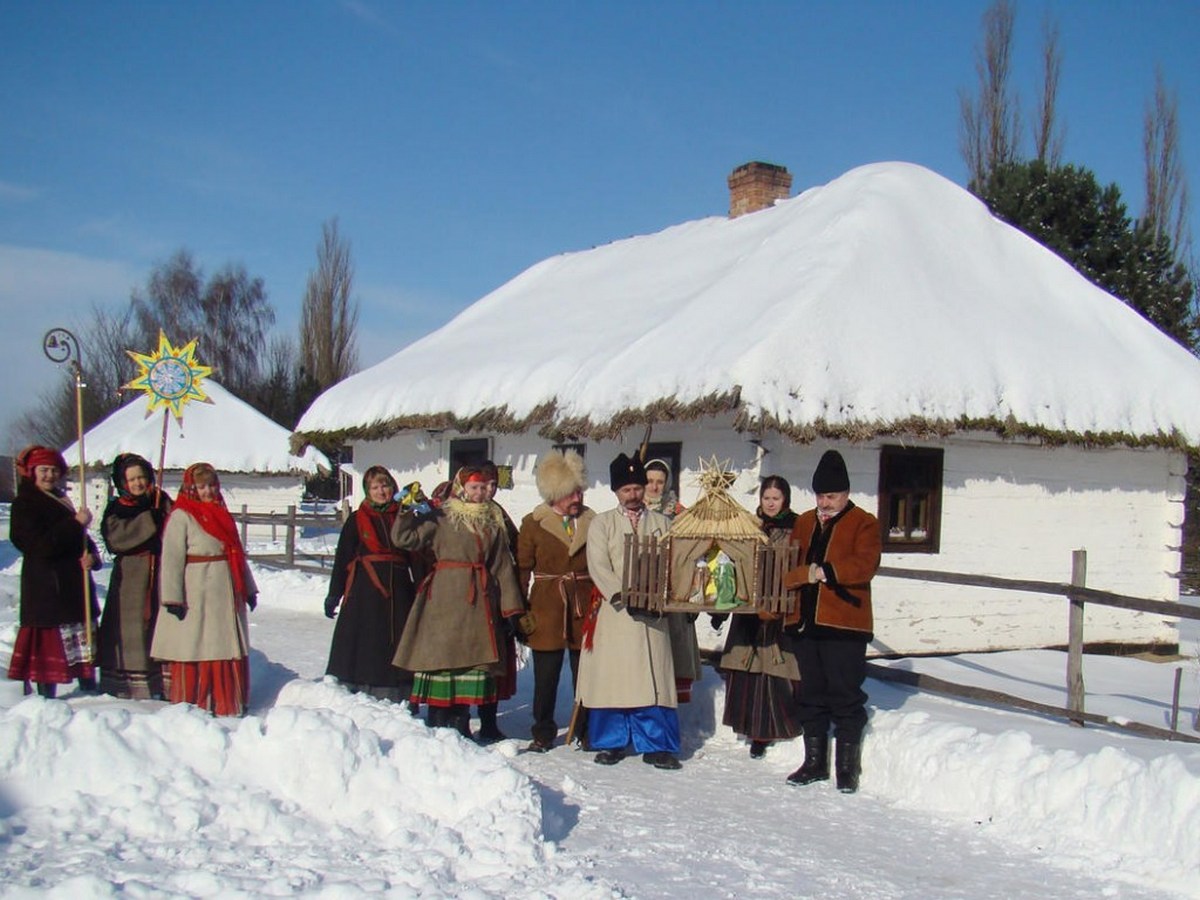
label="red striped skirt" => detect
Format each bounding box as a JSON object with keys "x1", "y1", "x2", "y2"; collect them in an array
[
  {"x1": 6, "y1": 626, "x2": 95, "y2": 685},
  {"x1": 167, "y1": 659, "x2": 249, "y2": 717}
]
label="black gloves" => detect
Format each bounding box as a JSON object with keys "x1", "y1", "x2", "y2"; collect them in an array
[
  {"x1": 324, "y1": 595, "x2": 339, "y2": 619},
  {"x1": 708, "y1": 613, "x2": 729, "y2": 629},
  {"x1": 247, "y1": 594, "x2": 258, "y2": 612},
  {"x1": 165, "y1": 603, "x2": 187, "y2": 620}
]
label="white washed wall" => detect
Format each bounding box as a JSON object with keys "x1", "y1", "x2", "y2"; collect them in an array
[{"x1": 347, "y1": 423, "x2": 1185, "y2": 654}]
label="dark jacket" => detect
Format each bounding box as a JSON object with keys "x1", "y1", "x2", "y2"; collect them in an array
[{"x1": 11, "y1": 480, "x2": 100, "y2": 628}]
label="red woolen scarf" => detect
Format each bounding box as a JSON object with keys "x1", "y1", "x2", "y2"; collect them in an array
[{"x1": 173, "y1": 466, "x2": 249, "y2": 603}]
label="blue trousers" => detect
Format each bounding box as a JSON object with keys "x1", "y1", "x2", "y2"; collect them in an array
[{"x1": 588, "y1": 706, "x2": 680, "y2": 754}]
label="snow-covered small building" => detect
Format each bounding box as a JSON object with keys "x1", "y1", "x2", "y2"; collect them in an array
[
  {"x1": 294, "y1": 161, "x2": 1200, "y2": 655},
  {"x1": 65, "y1": 380, "x2": 329, "y2": 536}
]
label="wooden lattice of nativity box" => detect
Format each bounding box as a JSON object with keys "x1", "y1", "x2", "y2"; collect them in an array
[{"x1": 620, "y1": 462, "x2": 800, "y2": 615}]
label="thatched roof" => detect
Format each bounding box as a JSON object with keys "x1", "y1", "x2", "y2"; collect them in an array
[{"x1": 294, "y1": 162, "x2": 1200, "y2": 453}]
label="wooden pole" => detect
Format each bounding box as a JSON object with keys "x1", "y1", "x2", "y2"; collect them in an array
[
  {"x1": 156, "y1": 408, "x2": 170, "y2": 487},
  {"x1": 1067, "y1": 549, "x2": 1087, "y2": 726},
  {"x1": 72, "y1": 363, "x2": 94, "y2": 656},
  {"x1": 285, "y1": 505, "x2": 297, "y2": 566},
  {"x1": 1170, "y1": 667, "x2": 1182, "y2": 738}
]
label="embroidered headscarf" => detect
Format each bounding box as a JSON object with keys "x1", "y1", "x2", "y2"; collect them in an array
[
  {"x1": 16, "y1": 445, "x2": 67, "y2": 481},
  {"x1": 172, "y1": 463, "x2": 250, "y2": 604},
  {"x1": 356, "y1": 465, "x2": 400, "y2": 555}
]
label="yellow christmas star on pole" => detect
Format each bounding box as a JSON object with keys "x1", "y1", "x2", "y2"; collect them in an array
[{"x1": 124, "y1": 331, "x2": 213, "y2": 422}]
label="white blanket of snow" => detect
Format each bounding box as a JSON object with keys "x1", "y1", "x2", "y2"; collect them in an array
[
  {"x1": 62, "y1": 380, "x2": 329, "y2": 475},
  {"x1": 297, "y1": 162, "x2": 1200, "y2": 446},
  {"x1": 1, "y1": 513, "x2": 1198, "y2": 897}
]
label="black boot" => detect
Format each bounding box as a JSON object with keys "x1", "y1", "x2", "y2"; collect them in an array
[
  {"x1": 786, "y1": 734, "x2": 830, "y2": 786},
  {"x1": 426, "y1": 706, "x2": 448, "y2": 729},
  {"x1": 835, "y1": 737, "x2": 863, "y2": 794},
  {"x1": 36, "y1": 682, "x2": 58, "y2": 699},
  {"x1": 476, "y1": 702, "x2": 505, "y2": 744},
  {"x1": 77, "y1": 675, "x2": 98, "y2": 693},
  {"x1": 452, "y1": 705, "x2": 473, "y2": 740}
]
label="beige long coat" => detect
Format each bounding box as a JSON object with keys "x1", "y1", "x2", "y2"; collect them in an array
[
  {"x1": 577, "y1": 506, "x2": 677, "y2": 709},
  {"x1": 151, "y1": 508, "x2": 256, "y2": 662},
  {"x1": 390, "y1": 503, "x2": 523, "y2": 674},
  {"x1": 516, "y1": 504, "x2": 596, "y2": 652}
]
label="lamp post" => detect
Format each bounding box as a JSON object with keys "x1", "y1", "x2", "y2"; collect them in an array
[{"x1": 42, "y1": 327, "x2": 94, "y2": 653}]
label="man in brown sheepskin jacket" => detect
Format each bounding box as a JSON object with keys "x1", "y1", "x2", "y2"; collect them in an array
[{"x1": 516, "y1": 449, "x2": 596, "y2": 752}]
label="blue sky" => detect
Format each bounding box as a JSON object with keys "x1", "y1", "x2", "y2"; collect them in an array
[{"x1": 1, "y1": 0, "x2": 1197, "y2": 442}]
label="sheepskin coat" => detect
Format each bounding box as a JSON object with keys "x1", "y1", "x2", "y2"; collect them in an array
[
  {"x1": 577, "y1": 505, "x2": 677, "y2": 709},
  {"x1": 516, "y1": 503, "x2": 596, "y2": 652},
  {"x1": 151, "y1": 507, "x2": 257, "y2": 662}
]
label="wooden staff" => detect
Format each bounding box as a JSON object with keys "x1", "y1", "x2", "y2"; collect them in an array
[{"x1": 70, "y1": 361, "x2": 94, "y2": 655}]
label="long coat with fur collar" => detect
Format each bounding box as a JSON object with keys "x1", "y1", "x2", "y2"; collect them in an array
[
  {"x1": 516, "y1": 503, "x2": 596, "y2": 652},
  {"x1": 390, "y1": 501, "x2": 523, "y2": 674},
  {"x1": 577, "y1": 506, "x2": 677, "y2": 709}
]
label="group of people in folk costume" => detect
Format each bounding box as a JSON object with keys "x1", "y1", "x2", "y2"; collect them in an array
[
  {"x1": 321, "y1": 445, "x2": 879, "y2": 791},
  {"x1": 7, "y1": 439, "x2": 880, "y2": 792},
  {"x1": 8, "y1": 446, "x2": 257, "y2": 717}
]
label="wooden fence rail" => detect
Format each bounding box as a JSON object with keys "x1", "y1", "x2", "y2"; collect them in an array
[
  {"x1": 877, "y1": 552, "x2": 1200, "y2": 737},
  {"x1": 232, "y1": 504, "x2": 346, "y2": 570}
]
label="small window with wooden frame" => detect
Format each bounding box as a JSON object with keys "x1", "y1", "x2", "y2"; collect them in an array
[{"x1": 877, "y1": 446, "x2": 943, "y2": 553}]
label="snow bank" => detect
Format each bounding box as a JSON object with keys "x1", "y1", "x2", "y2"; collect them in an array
[
  {"x1": 865, "y1": 708, "x2": 1200, "y2": 894},
  {"x1": 0, "y1": 680, "x2": 611, "y2": 897}
]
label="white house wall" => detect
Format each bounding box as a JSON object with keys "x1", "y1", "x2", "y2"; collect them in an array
[{"x1": 348, "y1": 421, "x2": 1184, "y2": 655}]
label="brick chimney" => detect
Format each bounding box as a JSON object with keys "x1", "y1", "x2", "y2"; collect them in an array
[{"x1": 727, "y1": 161, "x2": 792, "y2": 218}]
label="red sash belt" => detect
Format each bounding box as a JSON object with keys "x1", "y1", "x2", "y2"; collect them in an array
[
  {"x1": 347, "y1": 551, "x2": 408, "y2": 600},
  {"x1": 186, "y1": 554, "x2": 226, "y2": 564},
  {"x1": 425, "y1": 559, "x2": 489, "y2": 606},
  {"x1": 581, "y1": 585, "x2": 605, "y2": 651}
]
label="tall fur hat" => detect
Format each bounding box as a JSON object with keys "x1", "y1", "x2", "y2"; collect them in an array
[
  {"x1": 609, "y1": 452, "x2": 647, "y2": 491},
  {"x1": 811, "y1": 449, "x2": 850, "y2": 493},
  {"x1": 536, "y1": 449, "x2": 587, "y2": 503}
]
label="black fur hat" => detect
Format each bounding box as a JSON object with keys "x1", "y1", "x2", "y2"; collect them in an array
[
  {"x1": 609, "y1": 452, "x2": 647, "y2": 491},
  {"x1": 811, "y1": 450, "x2": 850, "y2": 494}
]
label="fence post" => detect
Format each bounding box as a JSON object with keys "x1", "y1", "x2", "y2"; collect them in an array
[
  {"x1": 286, "y1": 504, "x2": 296, "y2": 566},
  {"x1": 240, "y1": 504, "x2": 248, "y2": 547},
  {"x1": 1067, "y1": 549, "x2": 1087, "y2": 726}
]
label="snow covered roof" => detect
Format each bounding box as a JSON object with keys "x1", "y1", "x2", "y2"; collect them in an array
[
  {"x1": 65, "y1": 380, "x2": 330, "y2": 475},
  {"x1": 295, "y1": 162, "x2": 1200, "y2": 450}
]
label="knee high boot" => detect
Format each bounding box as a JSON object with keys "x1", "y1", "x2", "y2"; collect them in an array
[
  {"x1": 835, "y1": 736, "x2": 863, "y2": 794},
  {"x1": 786, "y1": 734, "x2": 830, "y2": 786},
  {"x1": 36, "y1": 682, "x2": 58, "y2": 699},
  {"x1": 426, "y1": 706, "x2": 448, "y2": 729}
]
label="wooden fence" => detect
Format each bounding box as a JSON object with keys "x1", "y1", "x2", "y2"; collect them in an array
[
  {"x1": 232, "y1": 503, "x2": 347, "y2": 575},
  {"x1": 872, "y1": 551, "x2": 1200, "y2": 743}
]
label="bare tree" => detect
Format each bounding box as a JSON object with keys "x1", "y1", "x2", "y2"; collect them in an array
[
  {"x1": 1143, "y1": 67, "x2": 1191, "y2": 257},
  {"x1": 299, "y1": 218, "x2": 360, "y2": 391},
  {"x1": 1032, "y1": 12, "x2": 1065, "y2": 167},
  {"x1": 960, "y1": 0, "x2": 1021, "y2": 187}
]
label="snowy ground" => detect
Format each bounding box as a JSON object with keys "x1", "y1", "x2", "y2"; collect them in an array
[{"x1": 1, "y1": 512, "x2": 1198, "y2": 898}]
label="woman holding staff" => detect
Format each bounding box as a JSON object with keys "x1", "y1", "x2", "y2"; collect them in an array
[
  {"x1": 97, "y1": 453, "x2": 172, "y2": 699},
  {"x1": 7, "y1": 445, "x2": 101, "y2": 698}
]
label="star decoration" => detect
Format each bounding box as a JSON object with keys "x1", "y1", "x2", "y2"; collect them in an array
[
  {"x1": 123, "y1": 331, "x2": 213, "y2": 422},
  {"x1": 694, "y1": 455, "x2": 737, "y2": 493}
]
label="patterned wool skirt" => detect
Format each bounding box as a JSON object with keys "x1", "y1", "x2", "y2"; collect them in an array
[
  {"x1": 722, "y1": 669, "x2": 802, "y2": 742},
  {"x1": 412, "y1": 668, "x2": 496, "y2": 708},
  {"x1": 7, "y1": 625, "x2": 96, "y2": 686},
  {"x1": 167, "y1": 658, "x2": 249, "y2": 717}
]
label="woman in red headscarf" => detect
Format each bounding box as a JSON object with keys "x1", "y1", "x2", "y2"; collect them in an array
[
  {"x1": 150, "y1": 462, "x2": 258, "y2": 716},
  {"x1": 7, "y1": 444, "x2": 101, "y2": 698},
  {"x1": 390, "y1": 465, "x2": 524, "y2": 739}
]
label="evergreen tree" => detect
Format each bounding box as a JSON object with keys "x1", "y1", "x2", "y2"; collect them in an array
[{"x1": 974, "y1": 159, "x2": 1196, "y2": 349}]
